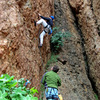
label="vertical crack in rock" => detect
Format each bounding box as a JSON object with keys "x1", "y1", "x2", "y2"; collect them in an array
[
  {"x1": 53, "y1": 0, "x2": 95, "y2": 100},
  {"x1": 67, "y1": 0, "x2": 89, "y2": 76},
  {"x1": 68, "y1": 0, "x2": 100, "y2": 98}
]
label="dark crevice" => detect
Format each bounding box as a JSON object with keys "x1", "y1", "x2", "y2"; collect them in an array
[
  {"x1": 97, "y1": 26, "x2": 100, "y2": 36},
  {"x1": 58, "y1": 59, "x2": 67, "y2": 65},
  {"x1": 89, "y1": 1, "x2": 99, "y2": 93},
  {"x1": 67, "y1": 0, "x2": 98, "y2": 96},
  {"x1": 62, "y1": 61, "x2": 67, "y2": 65},
  {"x1": 90, "y1": 0, "x2": 93, "y2": 11},
  {"x1": 89, "y1": 77, "x2": 98, "y2": 94},
  {"x1": 67, "y1": 0, "x2": 89, "y2": 75}
]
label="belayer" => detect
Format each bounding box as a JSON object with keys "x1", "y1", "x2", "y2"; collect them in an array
[
  {"x1": 34, "y1": 14, "x2": 54, "y2": 47},
  {"x1": 41, "y1": 65, "x2": 61, "y2": 100}
]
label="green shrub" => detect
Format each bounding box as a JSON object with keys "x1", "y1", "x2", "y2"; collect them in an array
[
  {"x1": 0, "y1": 74, "x2": 38, "y2": 100},
  {"x1": 46, "y1": 53, "x2": 59, "y2": 67},
  {"x1": 94, "y1": 94, "x2": 99, "y2": 100},
  {"x1": 50, "y1": 27, "x2": 72, "y2": 53}
]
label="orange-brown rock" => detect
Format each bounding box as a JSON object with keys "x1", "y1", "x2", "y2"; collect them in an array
[
  {"x1": 69, "y1": 0, "x2": 100, "y2": 98},
  {"x1": 0, "y1": 0, "x2": 54, "y2": 97},
  {"x1": 0, "y1": 0, "x2": 100, "y2": 99}
]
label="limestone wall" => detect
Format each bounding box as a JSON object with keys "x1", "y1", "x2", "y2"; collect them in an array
[
  {"x1": 54, "y1": 0, "x2": 95, "y2": 100},
  {"x1": 69, "y1": 0, "x2": 100, "y2": 98}
]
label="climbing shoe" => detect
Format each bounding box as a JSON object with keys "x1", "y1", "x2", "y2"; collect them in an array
[
  {"x1": 34, "y1": 20, "x2": 36, "y2": 26},
  {"x1": 38, "y1": 44, "x2": 42, "y2": 47}
]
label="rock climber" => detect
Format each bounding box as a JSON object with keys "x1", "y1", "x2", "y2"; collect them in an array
[
  {"x1": 34, "y1": 14, "x2": 54, "y2": 47},
  {"x1": 41, "y1": 65, "x2": 61, "y2": 100}
]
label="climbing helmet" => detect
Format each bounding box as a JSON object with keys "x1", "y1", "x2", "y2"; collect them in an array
[{"x1": 50, "y1": 16, "x2": 54, "y2": 20}]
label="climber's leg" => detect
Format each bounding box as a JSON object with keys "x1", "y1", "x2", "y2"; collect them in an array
[
  {"x1": 37, "y1": 19, "x2": 48, "y2": 27},
  {"x1": 39, "y1": 31, "x2": 46, "y2": 46}
]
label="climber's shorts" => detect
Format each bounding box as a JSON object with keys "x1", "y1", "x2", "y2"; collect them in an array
[{"x1": 45, "y1": 87, "x2": 59, "y2": 100}]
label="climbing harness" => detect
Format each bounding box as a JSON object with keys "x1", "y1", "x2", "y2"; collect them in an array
[{"x1": 44, "y1": 25, "x2": 52, "y2": 35}]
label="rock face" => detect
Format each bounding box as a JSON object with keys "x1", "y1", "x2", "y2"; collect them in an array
[
  {"x1": 0, "y1": 0, "x2": 100, "y2": 100},
  {"x1": 0, "y1": 0, "x2": 54, "y2": 94},
  {"x1": 68, "y1": 0, "x2": 100, "y2": 98},
  {"x1": 54, "y1": 0, "x2": 95, "y2": 100},
  {"x1": 92, "y1": 0, "x2": 100, "y2": 32}
]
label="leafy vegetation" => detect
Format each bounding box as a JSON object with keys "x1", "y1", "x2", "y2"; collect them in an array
[
  {"x1": 0, "y1": 74, "x2": 38, "y2": 100},
  {"x1": 46, "y1": 53, "x2": 59, "y2": 67},
  {"x1": 94, "y1": 94, "x2": 99, "y2": 100},
  {"x1": 39, "y1": 84, "x2": 45, "y2": 100},
  {"x1": 50, "y1": 27, "x2": 72, "y2": 53}
]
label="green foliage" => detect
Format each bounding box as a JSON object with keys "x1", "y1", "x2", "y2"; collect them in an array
[
  {"x1": 46, "y1": 53, "x2": 59, "y2": 67},
  {"x1": 0, "y1": 74, "x2": 38, "y2": 100},
  {"x1": 94, "y1": 94, "x2": 99, "y2": 100},
  {"x1": 0, "y1": 91, "x2": 8, "y2": 100},
  {"x1": 30, "y1": 87, "x2": 38, "y2": 95},
  {"x1": 39, "y1": 84, "x2": 45, "y2": 100},
  {"x1": 50, "y1": 27, "x2": 72, "y2": 53}
]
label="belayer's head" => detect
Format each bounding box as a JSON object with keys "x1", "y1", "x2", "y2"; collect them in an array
[
  {"x1": 52, "y1": 65, "x2": 59, "y2": 73},
  {"x1": 50, "y1": 16, "x2": 54, "y2": 20}
]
